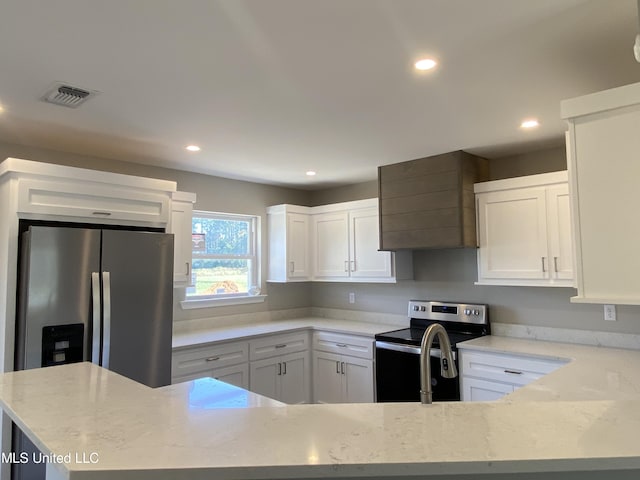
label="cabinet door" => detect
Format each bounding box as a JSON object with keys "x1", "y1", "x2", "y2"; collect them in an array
[
  {"x1": 312, "y1": 352, "x2": 344, "y2": 404},
  {"x1": 287, "y1": 213, "x2": 309, "y2": 279},
  {"x1": 343, "y1": 357, "x2": 374, "y2": 403},
  {"x1": 171, "y1": 198, "x2": 194, "y2": 285},
  {"x1": 349, "y1": 208, "x2": 392, "y2": 278},
  {"x1": 279, "y1": 352, "x2": 309, "y2": 404},
  {"x1": 312, "y1": 212, "x2": 350, "y2": 278},
  {"x1": 477, "y1": 188, "x2": 549, "y2": 280},
  {"x1": 546, "y1": 184, "x2": 574, "y2": 281},
  {"x1": 17, "y1": 177, "x2": 170, "y2": 224},
  {"x1": 211, "y1": 364, "x2": 249, "y2": 390},
  {"x1": 461, "y1": 377, "x2": 513, "y2": 402},
  {"x1": 249, "y1": 357, "x2": 281, "y2": 401}
]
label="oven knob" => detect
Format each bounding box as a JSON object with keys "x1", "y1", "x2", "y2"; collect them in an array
[
  {"x1": 473, "y1": 309, "x2": 479, "y2": 316},
  {"x1": 420, "y1": 306, "x2": 427, "y2": 312},
  {"x1": 464, "y1": 309, "x2": 471, "y2": 315}
]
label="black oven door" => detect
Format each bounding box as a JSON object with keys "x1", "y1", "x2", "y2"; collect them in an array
[{"x1": 375, "y1": 343, "x2": 460, "y2": 402}]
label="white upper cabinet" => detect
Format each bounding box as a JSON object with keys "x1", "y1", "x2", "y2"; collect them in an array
[
  {"x1": 349, "y1": 207, "x2": 393, "y2": 278},
  {"x1": 170, "y1": 191, "x2": 196, "y2": 286},
  {"x1": 312, "y1": 211, "x2": 351, "y2": 278},
  {"x1": 562, "y1": 82, "x2": 640, "y2": 305},
  {"x1": 475, "y1": 171, "x2": 574, "y2": 287},
  {"x1": 267, "y1": 205, "x2": 311, "y2": 282},
  {"x1": 268, "y1": 198, "x2": 412, "y2": 284},
  {"x1": 311, "y1": 199, "x2": 403, "y2": 282}
]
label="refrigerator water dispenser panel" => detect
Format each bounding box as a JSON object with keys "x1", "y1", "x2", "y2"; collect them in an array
[{"x1": 41, "y1": 324, "x2": 84, "y2": 367}]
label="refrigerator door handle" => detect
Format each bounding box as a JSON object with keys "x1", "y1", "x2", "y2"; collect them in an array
[
  {"x1": 91, "y1": 272, "x2": 101, "y2": 365},
  {"x1": 102, "y1": 271, "x2": 112, "y2": 369}
]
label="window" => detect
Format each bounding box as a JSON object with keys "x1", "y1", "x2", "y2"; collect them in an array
[{"x1": 184, "y1": 211, "x2": 262, "y2": 307}]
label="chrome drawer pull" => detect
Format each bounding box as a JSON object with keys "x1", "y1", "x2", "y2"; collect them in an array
[
  {"x1": 205, "y1": 356, "x2": 220, "y2": 362},
  {"x1": 275, "y1": 344, "x2": 287, "y2": 349},
  {"x1": 336, "y1": 343, "x2": 348, "y2": 348},
  {"x1": 92, "y1": 211, "x2": 112, "y2": 216},
  {"x1": 504, "y1": 369, "x2": 522, "y2": 375}
]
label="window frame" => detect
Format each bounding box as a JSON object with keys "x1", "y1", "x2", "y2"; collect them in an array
[{"x1": 180, "y1": 210, "x2": 264, "y2": 309}]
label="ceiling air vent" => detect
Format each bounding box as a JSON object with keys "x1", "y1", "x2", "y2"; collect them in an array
[{"x1": 42, "y1": 83, "x2": 99, "y2": 108}]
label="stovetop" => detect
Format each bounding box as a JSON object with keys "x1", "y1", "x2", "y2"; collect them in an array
[
  {"x1": 374, "y1": 327, "x2": 484, "y2": 349},
  {"x1": 374, "y1": 300, "x2": 490, "y2": 349}
]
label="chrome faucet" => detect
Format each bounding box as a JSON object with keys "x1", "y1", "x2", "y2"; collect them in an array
[{"x1": 420, "y1": 323, "x2": 458, "y2": 404}]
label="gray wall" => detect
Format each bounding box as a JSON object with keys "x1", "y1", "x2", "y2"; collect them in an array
[{"x1": 489, "y1": 147, "x2": 567, "y2": 180}]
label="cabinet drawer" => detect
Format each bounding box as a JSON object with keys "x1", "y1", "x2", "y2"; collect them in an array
[
  {"x1": 249, "y1": 332, "x2": 309, "y2": 361},
  {"x1": 172, "y1": 341, "x2": 249, "y2": 377},
  {"x1": 460, "y1": 350, "x2": 565, "y2": 387},
  {"x1": 18, "y1": 178, "x2": 170, "y2": 225},
  {"x1": 312, "y1": 331, "x2": 373, "y2": 360}
]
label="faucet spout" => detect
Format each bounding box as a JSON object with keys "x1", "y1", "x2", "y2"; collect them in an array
[{"x1": 419, "y1": 323, "x2": 458, "y2": 404}]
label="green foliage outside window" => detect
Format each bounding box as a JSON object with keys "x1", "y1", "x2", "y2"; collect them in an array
[{"x1": 187, "y1": 212, "x2": 258, "y2": 297}]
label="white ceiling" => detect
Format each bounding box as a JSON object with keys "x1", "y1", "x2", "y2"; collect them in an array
[{"x1": 0, "y1": 0, "x2": 639, "y2": 189}]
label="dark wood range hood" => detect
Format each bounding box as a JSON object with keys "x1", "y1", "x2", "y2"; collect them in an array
[{"x1": 378, "y1": 150, "x2": 488, "y2": 250}]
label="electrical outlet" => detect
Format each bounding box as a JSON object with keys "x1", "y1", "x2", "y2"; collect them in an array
[
  {"x1": 604, "y1": 304, "x2": 617, "y2": 321},
  {"x1": 348, "y1": 292, "x2": 355, "y2": 304}
]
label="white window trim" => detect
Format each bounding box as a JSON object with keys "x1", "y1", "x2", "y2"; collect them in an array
[{"x1": 181, "y1": 210, "x2": 264, "y2": 309}]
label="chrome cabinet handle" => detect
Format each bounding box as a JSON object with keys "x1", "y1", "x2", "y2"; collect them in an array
[
  {"x1": 541, "y1": 257, "x2": 546, "y2": 273},
  {"x1": 205, "y1": 356, "x2": 220, "y2": 362},
  {"x1": 278, "y1": 362, "x2": 282, "y2": 375},
  {"x1": 341, "y1": 362, "x2": 345, "y2": 375},
  {"x1": 350, "y1": 260, "x2": 356, "y2": 272},
  {"x1": 554, "y1": 256, "x2": 559, "y2": 273},
  {"x1": 336, "y1": 343, "x2": 347, "y2": 348},
  {"x1": 336, "y1": 361, "x2": 340, "y2": 374},
  {"x1": 504, "y1": 369, "x2": 523, "y2": 375},
  {"x1": 283, "y1": 362, "x2": 287, "y2": 375},
  {"x1": 186, "y1": 262, "x2": 190, "y2": 276},
  {"x1": 92, "y1": 211, "x2": 112, "y2": 216},
  {"x1": 344, "y1": 261, "x2": 349, "y2": 272},
  {"x1": 290, "y1": 261, "x2": 294, "y2": 273},
  {"x1": 275, "y1": 344, "x2": 286, "y2": 349}
]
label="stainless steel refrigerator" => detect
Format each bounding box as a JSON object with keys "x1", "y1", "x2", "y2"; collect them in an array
[{"x1": 13, "y1": 224, "x2": 174, "y2": 480}]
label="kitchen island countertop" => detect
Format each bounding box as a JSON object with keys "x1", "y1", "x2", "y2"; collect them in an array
[{"x1": 3, "y1": 333, "x2": 640, "y2": 479}]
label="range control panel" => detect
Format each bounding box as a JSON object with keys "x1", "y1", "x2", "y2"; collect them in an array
[{"x1": 408, "y1": 300, "x2": 488, "y2": 325}]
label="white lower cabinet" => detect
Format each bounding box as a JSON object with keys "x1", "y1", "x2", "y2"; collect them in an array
[
  {"x1": 249, "y1": 332, "x2": 310, "y2": 404},
  {"x1": 312, "y1": 351, "x2": 373, "y2": 403},
  {"x1": 312, "y1": 331, "x2": 374, "y2": 403},
  {"x1": 173, "y1": 329, "x2": 375, "y2": 405},
  {"x1": 171, "y1": 340, "x2": 249, "y2": 389},
  {"x1": 459, "y1": 349, "x2": 565, "y2": 402},
  {"x1": 461, "y1": 376, "x2": 515, "y2": 402},
  {"x1": 250, "y1": 351, "x2": 309, "y2": 404}
]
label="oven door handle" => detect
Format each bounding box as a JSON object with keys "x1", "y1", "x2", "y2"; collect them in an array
[{"x1": 375, "y1": 341, "x2": 456, "y2": 360}]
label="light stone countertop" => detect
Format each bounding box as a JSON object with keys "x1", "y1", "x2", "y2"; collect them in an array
[
  {"x1": 172, "y1": 317, "x2": 405, "y2": 349},
  {"x1": 458, "y1": 335, "x2": 640, "y2": 402},
  {"x1": 2, "y1": 334, "x2": 640, "y2": 479}
]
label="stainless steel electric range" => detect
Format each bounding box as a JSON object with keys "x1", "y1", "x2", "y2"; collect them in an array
[{"x1": 375, "y1": 300, "x2": 490, "y2": 402}]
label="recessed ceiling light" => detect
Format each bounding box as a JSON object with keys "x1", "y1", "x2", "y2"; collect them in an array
[
  {"x1": 414, "y1": 58, "x2": 437, "y2": 71},
  {"x1": 185, "y1": 145, "x2": 201, "y2": 152},
  {"x1": 520, "y1": 119, "x2": 540, "y2": 129},
  {"x1": 306, "y1": 171, "x2": 317, "y2": 177}
]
